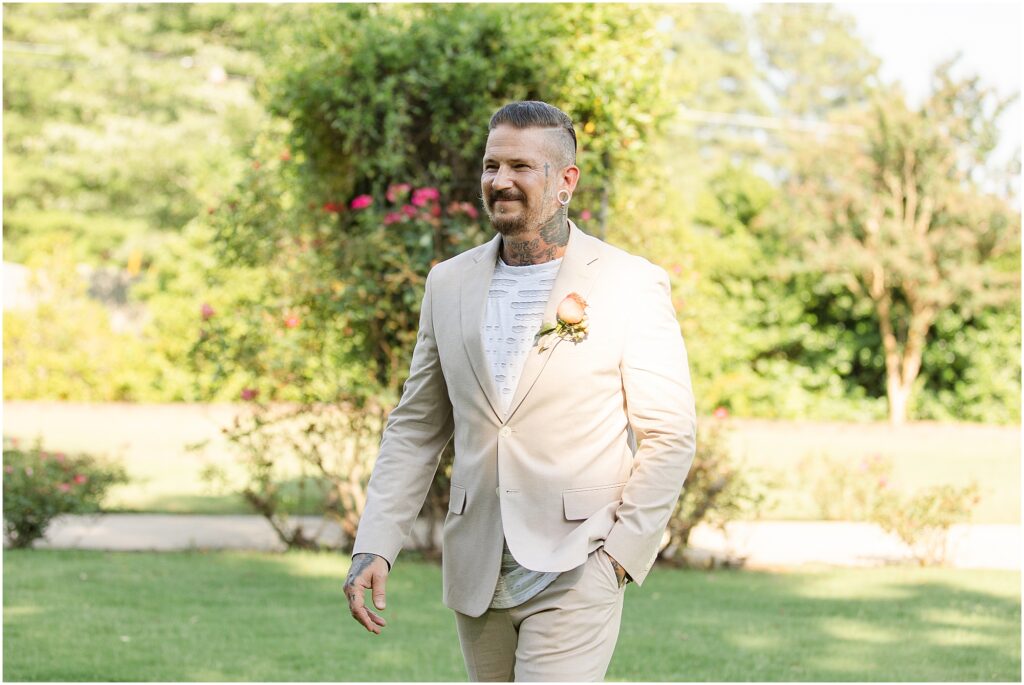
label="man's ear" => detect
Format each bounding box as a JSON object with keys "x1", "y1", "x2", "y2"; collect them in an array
[{"x1": 562, "y1": 165, "x2": 581, "y2": 194}]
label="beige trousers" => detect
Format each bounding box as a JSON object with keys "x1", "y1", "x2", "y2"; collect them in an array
[{"x1": 454, "y1": 546, "x2": 626, "y2": 682}]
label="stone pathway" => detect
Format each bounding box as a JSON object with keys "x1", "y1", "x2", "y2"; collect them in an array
[{"x1": 19, "y1": 514, "x2": 1019, "y2": 570}]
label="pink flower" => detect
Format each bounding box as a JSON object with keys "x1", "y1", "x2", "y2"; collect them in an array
[
  {"x1": 24, "y1": 467, "x2": 33, "y2": 477},
  {"x1": 556, "y1": 293, "x2": 587, "y2": 325},
  {"x1": 713, "y1": 407, "x2": 729, "y2": 419},
  {"x1": 350, "y1": 195, "x2": 374, "y2": 210},
  {"x1": 463, "y1": 203, "x2": 479, "y2": 219},
  {"x1": 284, "y1": 314, "x2": 301, "y2": 329},
  {"x1": 383, "y1": 212, "x2": 404, "y2": 226},
  {"x1": 55, "y1": 452, "x2": 65, "y2": 463},
  {"x1": 4, "y1": 465, "x2": 13, "y2": 474},
  {"x1": 411, "y1": 187, "x2": 439, "y2": 207},
  {"x1": 240, "y1": 388, "x2": 259, "y2": 401},
  {"x1": 401, "y1": 204, "x2": 418, "y2": 218},
  {"x1": 58, "y1": 483, "x2": 71, "y2": 493},
  {"x1": 580, "y1": 209, "x2": 592, "y2": 221},
  {"x1": 201, "y1": 303, "x2": 215, "y2": 321},
  {"x1": 386, "y1": 183, "x2": 411, "y2": 203},
  {"x1": 73, "y1": 474, "x2": 88, "y2": 485}
]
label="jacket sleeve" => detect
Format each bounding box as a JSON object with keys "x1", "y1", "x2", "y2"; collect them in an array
[
  {"x1": 602, "y1": 261, "x2": 697, "y2": 585},
  {"x1": 351, "y1": 269, "x2": 455, "y2": 569}
]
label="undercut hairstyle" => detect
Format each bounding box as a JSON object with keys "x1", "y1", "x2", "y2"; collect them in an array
[{"x1": 488, "y1": 100, "x2": 577, "y2": 168}]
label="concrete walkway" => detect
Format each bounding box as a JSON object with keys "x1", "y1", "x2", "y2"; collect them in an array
[{"x1": 17, "y1": 514, "x2": 1020, "y2": 570}]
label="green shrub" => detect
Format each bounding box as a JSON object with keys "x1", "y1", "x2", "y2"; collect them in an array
[
  {"x1": 660, "y1": 410, "x2": 766, "y2": 566},
  {"x1": 798, "y1": 451, "x2": 894, "y2": 521},
  {"x1": 2, "y1": 436, "x2": 129, "y2": 548},
  {"x1": 871, "y1": 483, "x2": 982, "y2": 566}
]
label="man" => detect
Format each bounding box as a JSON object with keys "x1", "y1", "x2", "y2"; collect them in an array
[{"x1": 345, "y1": 101, "x2": 697, "y2": 681}]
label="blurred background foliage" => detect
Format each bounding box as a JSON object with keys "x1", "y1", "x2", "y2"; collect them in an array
[{"x1": 4, "y1": 2, "x2": 1020, "y2": 425}]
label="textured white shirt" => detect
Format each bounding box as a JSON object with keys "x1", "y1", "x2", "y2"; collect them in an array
[{"x1": 483, "y1": 254, "x2": 562, "y2": 608}]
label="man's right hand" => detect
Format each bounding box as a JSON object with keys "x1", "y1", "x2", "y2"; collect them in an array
[{"x1": 344, "y1": 553, "x2": 390, "y2": 634}]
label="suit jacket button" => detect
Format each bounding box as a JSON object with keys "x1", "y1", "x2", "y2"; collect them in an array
[{"x1": 499, "y1": 426, "x2": 512, "y2": 437}]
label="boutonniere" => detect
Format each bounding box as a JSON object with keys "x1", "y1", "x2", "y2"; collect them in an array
[{"x1": 537, "y1": 292, "x2": 589, "y2": 352}]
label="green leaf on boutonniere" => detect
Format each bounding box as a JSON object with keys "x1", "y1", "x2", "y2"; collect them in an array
[{"x1": 536, "y1": 321, "x2": 557, "y2": 352}]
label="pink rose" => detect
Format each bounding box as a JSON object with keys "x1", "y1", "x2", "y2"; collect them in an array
[
  {"x1": 463, "y1": 203, "x2": 479, "y2": 219},
  {"x1": 240, "y1": 388, "x2": 259, "y2": 401},
  {"x1": 350, "y1": 195, "x2": 374, "y2": 210},
  {"x1": 73, "y1": 474, "x2": 88, "y2": 485},
  {"x1": 556, "y1": 293, "x2": 587, "y2": 325},
  {"x1": 580, "y1": 209, "x2": 592, "y2": 221},
  {"x1": 713, "y1": 407, "x2": 729, "y2": 419},
  {"x1": 201, "y1": 303, "x2": 215, "y2": 320},
  {"x1": 383, "y1": 212, "x2": 403, "y2": 226},
  {"x1": 58, "y1": 483, "x2": 71, "y2": 493},
  {"x1": 411, "y1": 187, "x2": 439, "y2": 207},
  {"x1": 401, "y1": 204, "x2": 418, "y2": 218},
  {"x1": 284, "y1": 314, "x2": 300, "y2": 329}
]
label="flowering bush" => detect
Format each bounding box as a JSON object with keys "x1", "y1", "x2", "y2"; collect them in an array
[
  {"x1": 200, "y1": 173, "x2": 488, "y2": 551},
  {"x1": 3, "y1": 437, "x2": 129, "y2": 548},
  {"x1": 870, "y1": 483, "x2": 981, "y2": 566},
  {"x1": 660, "y1": 410, "x2": 766, "y2": 566},
  {"x1": 799, "y1": 451, "x2": 894, "y2": 521}
]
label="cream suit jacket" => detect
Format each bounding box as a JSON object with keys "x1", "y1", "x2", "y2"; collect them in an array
[{"x1": 352, "y1": 221, "x2": 697, "y2": 618}]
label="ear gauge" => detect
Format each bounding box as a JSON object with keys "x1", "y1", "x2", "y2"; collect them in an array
[{"x1": 557, "y1": 189, "x2": 571, "y2": 206}]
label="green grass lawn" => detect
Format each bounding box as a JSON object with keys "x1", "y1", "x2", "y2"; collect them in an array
[{"x1": 4, "y1": 550, "x2": 1020, "y2": 681}]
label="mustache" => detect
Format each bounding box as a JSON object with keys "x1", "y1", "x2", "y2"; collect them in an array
[{"x1": 489, "y1": 190, "x2": 525, "y2": 203}]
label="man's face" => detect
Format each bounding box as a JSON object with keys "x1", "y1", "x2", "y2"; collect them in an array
[{"x1": 480, "y1": 125, "x2": 563, "y2": 236}]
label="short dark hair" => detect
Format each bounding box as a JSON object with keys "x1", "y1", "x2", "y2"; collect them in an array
[{"x1": 488, "y1": 100, "x2": 577, "y2": 166}]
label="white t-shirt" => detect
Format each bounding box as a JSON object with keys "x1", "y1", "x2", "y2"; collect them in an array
[{"x1": 483, "y1": 254, "x2": 563, "y2": 608}]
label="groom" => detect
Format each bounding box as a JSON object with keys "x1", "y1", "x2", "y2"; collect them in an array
[{"x1": 345, "y1": 101, "x2": 697, "y2": 681}]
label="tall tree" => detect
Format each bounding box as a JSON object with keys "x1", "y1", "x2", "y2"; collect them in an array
[{"x1": 785, "y1": 58, "x2": 1020, "y2": 423}]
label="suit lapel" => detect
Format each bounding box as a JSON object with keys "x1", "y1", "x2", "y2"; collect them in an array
[
  {"x1": 460, "y1": 232, "x2": 504, "y2": 419},
  {"x1": 504, "y1": 221, "x2": 602, "y2": 422}
]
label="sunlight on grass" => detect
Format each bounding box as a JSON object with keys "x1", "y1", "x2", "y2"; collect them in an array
[
  {"x1": 820, "y1": 617, "x2": 901, "y2": 643},
  {"x1": 4, "y1": 605, "x2": 43, "y2": 618}
]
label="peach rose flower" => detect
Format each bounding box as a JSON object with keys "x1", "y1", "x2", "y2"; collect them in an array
[{"x1": 556, "y1": 293, "x2": 587, "y2": 325}]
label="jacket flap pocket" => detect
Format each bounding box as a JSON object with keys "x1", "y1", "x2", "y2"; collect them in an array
[
  {"x1": 448, "y1": 484, "x2": 466, "y2": 514},
  {"x1": 562, "y1": 482, "x2": 626, "y2": 521}
]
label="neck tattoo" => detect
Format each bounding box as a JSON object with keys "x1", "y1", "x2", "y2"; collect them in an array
[{"x1": 501, "y1": 208, "x2": 569, "y2": 266}]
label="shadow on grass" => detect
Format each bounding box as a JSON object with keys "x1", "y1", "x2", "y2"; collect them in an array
[
  {"x1": 3, "y1": 551, "x2": 1020, "y2": 682},
  {"x1": 614, "y1": 566, "x2": 1021, "y2": 682}
]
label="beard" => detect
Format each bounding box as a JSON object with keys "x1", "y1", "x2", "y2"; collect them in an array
[{"x1": 482, "y1": 190, "x2": 534, "y2": 236}]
